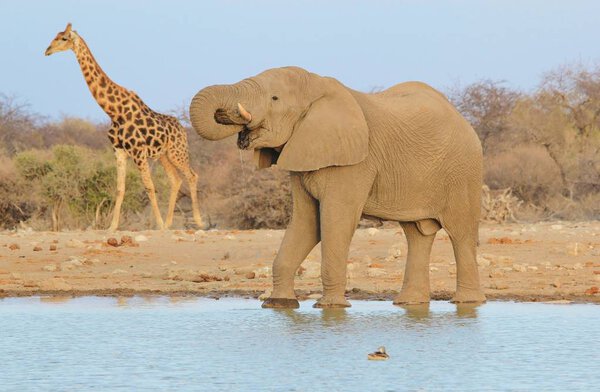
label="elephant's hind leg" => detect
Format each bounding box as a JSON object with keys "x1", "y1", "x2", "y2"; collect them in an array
[
  {"x1": 445, "y1": 224, "x2": 486, "y2": 303},
  {"x1": 262, "y1": 174, "x2": 320, "y2": 309},
  {"x1": 393, "y1": 221, "x2": 436, "y2": 305}
]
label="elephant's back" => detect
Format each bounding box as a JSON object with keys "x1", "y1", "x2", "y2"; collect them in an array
[
  {"x1": 352, "y1": 83, "x2": 482, "y2": 221},
  {"x1": 368, "y1": 81, "x2": 480, "y2": 154},
  {"x1": 377, "y1": 81, "x2": 449, "y2": 102}
]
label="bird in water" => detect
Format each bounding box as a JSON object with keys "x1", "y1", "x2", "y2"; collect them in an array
[{"x1": 367, "y1": 346, "x2": 389, "y2": 360}]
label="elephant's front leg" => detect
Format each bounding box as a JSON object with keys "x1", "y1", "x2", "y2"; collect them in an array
[
  {"x1": 314, "y1": 184, "x2": 371, "y2": 308},
  {"x1": 262, "y1": 174, "x2": 320, "y2": 309}
]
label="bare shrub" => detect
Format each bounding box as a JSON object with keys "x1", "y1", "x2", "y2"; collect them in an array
[
  {"x1": 449, "y1": 80, "x2": 520, "y2": 153},
  {"x1": 485, "y1": 145, "x2": 562, "y2": 204},
  {"x1": 481, "y1": 185, "x2": 522, "y2": 223}
]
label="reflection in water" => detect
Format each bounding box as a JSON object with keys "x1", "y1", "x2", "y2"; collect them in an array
[
  {"x1": 39, "y1": 296, "x2": 72, "y2": 304},
  {"x1": 116, "y1": 296, "x2": 129, "y2": 307},
  {"x1": 398, "y1": 303, "x2": 431, "y2": 321},
  {"x1": 269, "y1": 307, "x2": 349, "y2": 328},
  {"x1": 455, "y1": 303, "x2": 480, "y2": 318},
  {"x1": 320, "y1": 308, "x2": 349, "y2": 325}
]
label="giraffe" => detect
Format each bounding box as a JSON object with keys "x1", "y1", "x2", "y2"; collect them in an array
[{"x1": 45, "y1": 23, "x2": 206, "y2": 231}]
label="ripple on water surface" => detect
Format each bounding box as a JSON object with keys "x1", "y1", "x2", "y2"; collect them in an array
[{"x1": 0, "y1": 297, "x2": 599, "y2": 391}]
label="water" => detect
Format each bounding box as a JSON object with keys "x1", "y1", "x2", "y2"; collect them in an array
[{"x1": 1, "y1": 298, "x2": 599, "y2": 391}]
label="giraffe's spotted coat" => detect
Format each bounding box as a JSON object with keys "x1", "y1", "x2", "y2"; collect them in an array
[{"x1": 45, "y1": 24, "x2": 205, "y2": 230}]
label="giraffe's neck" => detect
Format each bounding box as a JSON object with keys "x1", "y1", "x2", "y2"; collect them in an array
[{"x1": 72, "y1": 34, "x2": 125, "y2": 119}]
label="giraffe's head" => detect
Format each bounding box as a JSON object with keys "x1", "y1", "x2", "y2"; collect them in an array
[{"x1": 45, "y1": 23, "x2": 78, "y2": 56}]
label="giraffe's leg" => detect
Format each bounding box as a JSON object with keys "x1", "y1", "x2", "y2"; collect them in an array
[
  {"x1": 108, "y1": 149, "x2": 127, "y2": 232},
  {"x1": 159, "y1": 155, "x2": 182, "y2": 229},
  {"x1": 168, "y1": 150, "x2": 206, "y2": 230},
  {"x1": 136, "y1": 158, "x2": 165, "y2": 230}
]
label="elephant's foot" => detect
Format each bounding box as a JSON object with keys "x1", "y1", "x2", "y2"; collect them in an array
[
  {"x1": 393, "y1": 290, "x2": 430, "y2": 305},
  {"x1": 450, "y1": 287, "x2": 486, "y2": 304},
  {"x1": 261, "y1": 297, "x2": 300, "y2": 309},
  {"x1": 313, "y1": 296, "x2": 351, "y2": 308}
]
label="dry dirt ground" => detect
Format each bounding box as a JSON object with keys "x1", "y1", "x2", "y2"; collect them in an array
[{"x1": 1, "y1": 222, "x2": 599, "y2": 304}]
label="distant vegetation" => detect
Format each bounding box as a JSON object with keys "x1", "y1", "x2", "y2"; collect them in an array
[{"x1": 1, "y1": 63, "x2": 599, "y2": 230}]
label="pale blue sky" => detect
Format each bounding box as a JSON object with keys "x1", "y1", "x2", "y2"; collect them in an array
[{"x1": 1, "y1": 0, "x2": 599, "y2": 121}]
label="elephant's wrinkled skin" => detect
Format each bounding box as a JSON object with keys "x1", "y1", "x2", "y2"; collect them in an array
[{"x1": 189, "y1": 67, "x2": 485, "y2": 308}]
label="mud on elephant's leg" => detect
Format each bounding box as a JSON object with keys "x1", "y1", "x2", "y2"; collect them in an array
[
  {"x1": 262, "y1": 174, "x2": 320, "y2": 309},
  {"x1": 393, "y1": 221, "x2": 437, "y2": 305}
]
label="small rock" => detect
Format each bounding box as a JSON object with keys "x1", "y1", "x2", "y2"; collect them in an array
[
  {"x1": 255, "y1": 266, "x2": 271, "y2": 276},
  {"x1": 367, "y1": 268, "x2": 387, "y2": 277},
  {"x1": 387, "y1": 244, "x2": 403, "y2": 258},
  {"x1": 551, "y1": 224, "x2": 563, "y2": 230},
  {"x1": 366, "y1": 227, "x2": 379, "y2": 236},
  {"x1": 245, "y1": 272, "x2": 256, "y2": 279},
  {"x1": 134, "y1": 234, "x2": 149, "y2": 242},
  {"x1": 585, "y1": 286, "x2": 599, "y2": 295},
  {"x1": 225, "y1": 234, "x2": 237, "y2": 240},
  {"x1": 512, "y1": 264, "x2": 527, "y2": 272},
  {"x1": 527, "y1": 266, "x2": 539, "y2": 272},
  {"x1": 33, "y1": 246, "x2": 43, "y2": 252},
  {"x1": 8, "y1": 243, "x2": 20, "y2": 251},
  {"x1": 489, "y1": 270, "x2": 505, "y2": 278},
  {"x1": 42, "y1": 264, "x2": 58, "y2": 272},
  {"x1": 222, "y1": 252, "x2": 230, "y2": 260},
  {"x1": 49, "y1": 244, "x2": 57, "y2": 251},
  {"x1": 107, "y1": 238, "x2": 120, "y2": 247},
  {"x1": 66, "y1": 239, "x2": 85, "y2": 248},
  {"x1": 82, "y1": 258, "x2": 97, "y2": 266},
  {"x1": 120, "y1": 235, "x2": 136, "y2": 246},
  {"x1": 477, "y1": 255, "x2": 491, "y2": 267}
]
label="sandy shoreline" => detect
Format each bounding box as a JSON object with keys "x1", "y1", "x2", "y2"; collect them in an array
[{"x1": 1, "y1": 222, "x2": 599, "y2": 304}]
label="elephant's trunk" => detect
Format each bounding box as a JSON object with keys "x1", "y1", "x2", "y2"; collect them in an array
[{"x1": 189, "y1": 81, "x2": 258, "y2": 141}]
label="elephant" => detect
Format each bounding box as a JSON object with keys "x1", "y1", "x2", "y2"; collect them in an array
[{"x1": 189, "y1": 66, "x2": 486, "y2": 308}]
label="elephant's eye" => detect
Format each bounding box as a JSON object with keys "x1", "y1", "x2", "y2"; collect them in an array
[{"x1": 271, "y1": 96, "x2": 278, "y2": 101}]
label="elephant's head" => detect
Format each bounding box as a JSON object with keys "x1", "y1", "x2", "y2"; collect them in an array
[{"x1": 189, "y1": 67, "x2": 369, "y2": 171}]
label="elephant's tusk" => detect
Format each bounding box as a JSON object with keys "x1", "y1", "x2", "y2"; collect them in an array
[{"x1": 237, "y1": 103, "x2": 252, "y2": 123}]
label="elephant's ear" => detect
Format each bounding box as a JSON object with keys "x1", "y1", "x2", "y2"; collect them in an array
[{"x1": 276, "y1": 78, "x2": 369, "y2": 172}]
